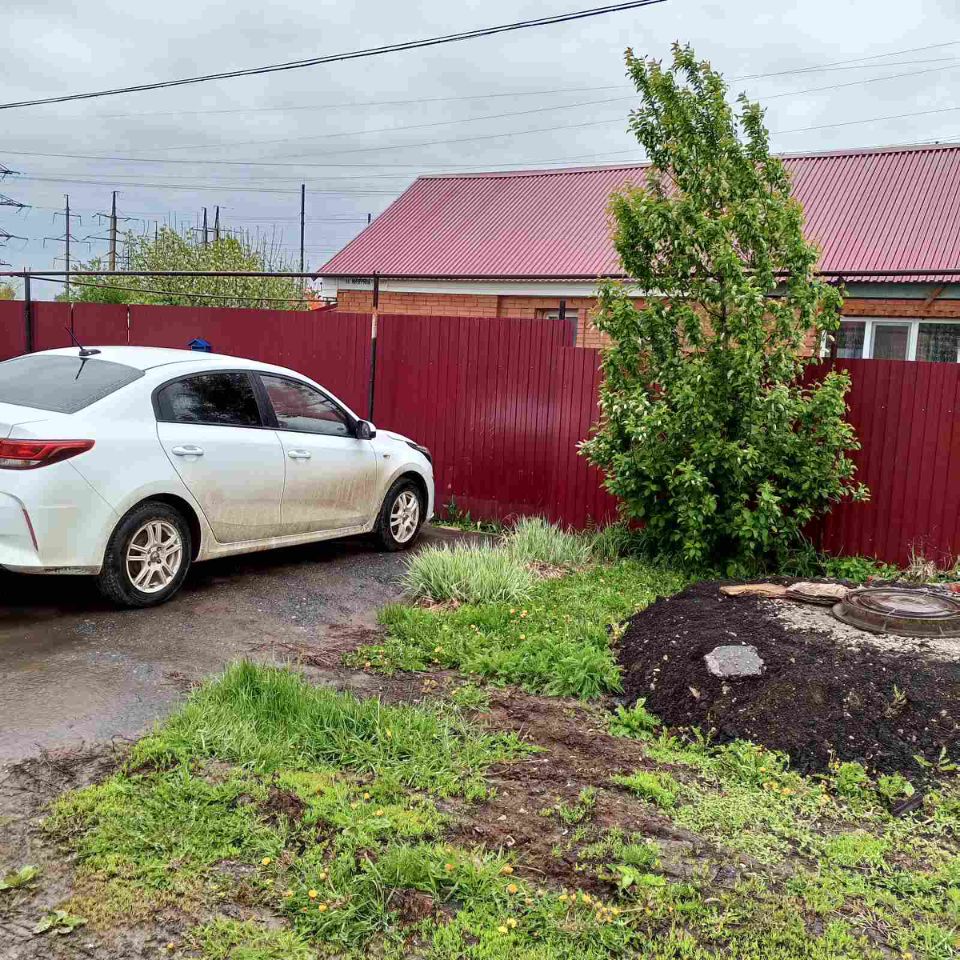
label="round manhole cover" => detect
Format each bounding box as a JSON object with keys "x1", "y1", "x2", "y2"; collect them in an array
[{"x1": 833, "y1": 588, "x2": 960, "y2": 637}]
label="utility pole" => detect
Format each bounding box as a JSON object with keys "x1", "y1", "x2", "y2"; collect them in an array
[
  {"x1": 90, "y1": 192, "x2": 132, "y2": 270},
  {"x1": 202, "y1": 207, "x2": 208, "y2": 246},
  {"x1": 65, "y1": 195, "x2": 72, "y2": 298},
  {"x1": 0, "y1": 164, "x2": 29, "y2": 268},
  {"x1": 214, "y1": 205, "x2": 220, "y2": 242},
  {"x1": 299, "y1": 184, "x2": 306, "y2": 279},
  {"x1": 44, "y1": 195, "x2": 86, "y2": 299},
  {"x1": 109, "y1": 191, "x2": 117, "y2": 269}
]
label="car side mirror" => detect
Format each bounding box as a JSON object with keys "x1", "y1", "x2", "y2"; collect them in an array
[{"x1": 356, "y1": 420, "x2": 377, "y2": 440}]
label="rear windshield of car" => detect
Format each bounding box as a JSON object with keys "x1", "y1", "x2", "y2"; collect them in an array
[{"x1": 0, "y1": 354, "x2": 144, "y2": 414}]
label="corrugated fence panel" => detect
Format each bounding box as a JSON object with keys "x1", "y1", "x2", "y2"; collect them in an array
[
  {"x1": 375, "y1": 314, "x2": 612, "y2": 528},
  {"x1": 33, "y1": 301, "x2": 129, "y2": 351},
  {"x1": 127, "y1": 306, "x2": 371, "y2": 415},
  {"x1": 0, "y1": 300, "x2": 25, "y2": 360},
  {"x1": 814, "y1": 358, "x2": 960, "y2": 566},
  {"x1": 4, "y1": 299, "x2": 960, "y2": 563}
]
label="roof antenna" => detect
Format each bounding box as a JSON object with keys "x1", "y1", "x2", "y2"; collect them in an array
[{"x1": 64, "y1": 326, "x2": 101, "y2": 358}]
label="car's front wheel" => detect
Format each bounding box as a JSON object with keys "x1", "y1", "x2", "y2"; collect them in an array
[
  {"x1": 97, "y1": 501, "x2": 192, "y2": 607},
  {"x1": 372, "y1": 479, "x2": 425, "y2": 551}
]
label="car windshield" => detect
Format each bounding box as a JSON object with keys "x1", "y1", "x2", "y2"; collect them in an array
[{"x1": 0, "y1": 354, "x2": 144, "y2": 414}]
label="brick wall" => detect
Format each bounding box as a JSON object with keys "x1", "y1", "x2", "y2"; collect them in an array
[{"x1": 332, "y1": 289, "x2": 960, "y2": 351}]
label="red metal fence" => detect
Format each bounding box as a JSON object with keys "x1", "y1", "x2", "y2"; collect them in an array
[{"x1": 1, "y1": 299, "x2": 959, "y2": 566}]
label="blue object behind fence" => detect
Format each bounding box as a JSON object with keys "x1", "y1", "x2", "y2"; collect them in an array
[{"x1": 188, "y1": 337, "x2": 212, "y2": 353}]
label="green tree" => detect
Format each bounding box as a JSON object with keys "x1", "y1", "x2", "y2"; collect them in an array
[
  {"x1": 60, "y1": 227, "x2": 311, "y2": 310},
  {"x1": 582, "y1": 44, "x2": 866, "y2": 569},
  {"x1": 0, "y1": 282, "x2": 16, "y2": 301}
]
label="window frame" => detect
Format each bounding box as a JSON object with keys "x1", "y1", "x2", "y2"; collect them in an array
[
  {"x1": 152, "y1": 369, "x2": 271, "y2": 429},
  {"x1": 832, "y1": 317, "x2": 960, "y2": 362},
  {"x1": 253, "y1": 372, "x2": 360, "y2": 439}
]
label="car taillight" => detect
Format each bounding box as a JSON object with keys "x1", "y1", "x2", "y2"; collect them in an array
[{"x1": 0, "y1": 439, "x2": 95, "y2": 470}]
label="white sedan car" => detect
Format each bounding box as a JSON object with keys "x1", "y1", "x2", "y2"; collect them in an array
[{"x1": 0, "y1": 346, "x2": 434, "y2": 606}]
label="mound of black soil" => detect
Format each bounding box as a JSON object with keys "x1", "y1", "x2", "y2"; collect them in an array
[{"x1": 618, "y1": 581, "x2": 960, "y2": 777}]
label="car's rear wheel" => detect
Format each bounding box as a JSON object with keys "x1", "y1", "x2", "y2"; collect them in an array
[
  {"x1": 97, "y1": 501, "x2": 192, "y2": 607},
  {"x1": 372, "y1": 479, "x2": 424, "y2": 551}
]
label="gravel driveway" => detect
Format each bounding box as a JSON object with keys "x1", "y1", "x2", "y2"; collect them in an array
[{"x1": 0, "y1": 525, "x2": 468, "y2": 763}]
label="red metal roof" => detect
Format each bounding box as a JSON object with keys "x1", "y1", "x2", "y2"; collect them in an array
[{"x1": 319, "y1": 144, "x2": 960, "y2": 284}]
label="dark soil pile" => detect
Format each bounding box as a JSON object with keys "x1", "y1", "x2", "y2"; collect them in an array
[{"x1": 617, "y1": 581, "x2": 960, "y2": 777}]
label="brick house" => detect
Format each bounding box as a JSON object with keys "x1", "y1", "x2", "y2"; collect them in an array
[{"x1": 318, "y1": 144, "x2": 960, "y2": 359}]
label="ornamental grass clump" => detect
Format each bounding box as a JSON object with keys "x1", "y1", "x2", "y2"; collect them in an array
[
  {"x1": 582, "y1": 44, "x2": 867, "y2": 570},
  {"x1": 402, "y1": 543, "x2": 534, "y2": 605},
  {"x1": 503, "y1": 517, "x2": 593, "y2": 569}
]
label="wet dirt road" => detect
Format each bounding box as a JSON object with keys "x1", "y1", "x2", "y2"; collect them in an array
[{"x1": 0, "y1": 525, "x2": 467, "y2": 763}]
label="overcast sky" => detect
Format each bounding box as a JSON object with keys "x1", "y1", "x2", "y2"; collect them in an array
[{"x1": 2, "y1": 0, "x2": 958, "y2": 295}]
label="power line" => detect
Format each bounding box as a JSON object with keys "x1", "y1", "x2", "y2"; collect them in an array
[
  {"x1": 68, "y1": 40, "x2": 960, "y2": 120},
  {"x1": 159, "y1": 93, "x2": 636, "y2": 154},
  {"x1": 771, "y1": 104, "x2": 960, "y2": 137},
  {"x1": 0, "y1": 1, "x2": 666, "y2": 111},
  {"x1": 7, "y1": 60, "x2": 959, "y2": 171}
]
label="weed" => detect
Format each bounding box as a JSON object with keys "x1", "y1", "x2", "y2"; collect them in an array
[
  {"x1": 437, "y1": 498, "x2": 503, "y2": 534},
  {"x1": 607, "y1": 700, "x2": 660, "y2": 739},
  {"x1": 612, "y1": 771, "x2": 680, "y2": 809},
  {"x1": 403, "y1": 543, "x2": 534, "y2": 604},
  {"x1": 0, "y1": 865, "x2": 39, "y2": 891},
  {"x1": 33, "y1": 909, "x2": 87, "y2": 936},
  {"x1": 448, "y1": 682, "x2": 491, "y2": 712},
  {"x1": 545, "y1": 788, "x2": 598, "y2": 826}
]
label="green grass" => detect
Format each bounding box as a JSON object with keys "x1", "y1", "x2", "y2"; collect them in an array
[
  {"x1": 35, "y1": 565, "x2": 960, "y2": 960},
  {"x1": 356, "y1": 559, "x2": 684, "y2": 699},
  {"x1": 133, "y1": 661, "x2": 526, "y2": 798}
]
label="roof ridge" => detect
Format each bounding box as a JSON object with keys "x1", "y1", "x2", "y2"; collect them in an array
[{"x1": 416, "y1": 142, "x2": 960, "y2": 180}]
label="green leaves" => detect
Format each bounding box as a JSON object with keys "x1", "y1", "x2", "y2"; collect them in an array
[
  {"x1": 33, "y1": 909, "x2": 87, "y2": 936},
  {"x1": 0, "y1": 864, "x2": 39, "y2": 891},
  {"x1": 582, "y1": 44, "x2": 865, "y2": 568}
]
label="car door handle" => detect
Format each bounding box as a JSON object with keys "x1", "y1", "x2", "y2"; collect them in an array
[
  {"x1": 288, "y1": 449, "x2": 312, "y2": 460},
  {"x1": 171, "y1": 444, "x2": 204, "y2": 457}
]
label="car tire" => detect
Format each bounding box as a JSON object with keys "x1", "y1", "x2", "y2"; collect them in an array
[
  {"x1": 96, "y1": 501, "x2": 193, "y2": 608},
  {"x1": 372, "y1": 478, "x2": 425, "y2": 552}
]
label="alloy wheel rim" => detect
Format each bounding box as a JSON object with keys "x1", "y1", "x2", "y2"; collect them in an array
[
  {"x1": 390, "y1": 490, "x2": 420, "y2": 543},
  {"x1": 126, "y1": 520, "x2": 183, "y2": 594}
]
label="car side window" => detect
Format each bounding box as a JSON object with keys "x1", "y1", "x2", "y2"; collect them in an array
[
  {"x1": 156, "y1": 372, "x2": 262, "y2": 427},
  {"x1": 259, "y1": 375, "x2": 352, "y2": 438}
]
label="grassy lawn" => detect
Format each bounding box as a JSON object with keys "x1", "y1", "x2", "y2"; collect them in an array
[{"x1": 7, "y1": 530, "x2": 959, "y2": 959}]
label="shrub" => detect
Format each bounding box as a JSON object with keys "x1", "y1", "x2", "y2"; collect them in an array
[
  {"x1": 581, "y1": 45, "x2": 866, "y2": 569},
  {"x1": 402, "y1": 543, "x2": 533, "y2": 604}
]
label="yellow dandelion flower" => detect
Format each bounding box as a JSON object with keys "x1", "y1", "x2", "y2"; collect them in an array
[
  {"x1": 374, "y1": 809, "x2": 385, "y2": 817},
  {"x1": 261, "y1": 857, "x2": 272, "y2": 866},
  {"x1": 559, "y1": 893, "x2": 569, "y2": 902},
  {"x1": 506, "y1": 883, "x2": 519, "y2": 894},
  {"x1": 506, "y1": 918, "x2": 518, "y2": 929},
  {"x1": 497, "y1": 925, "x2": 509, "y2": 934},
  {"x1": 308, "y1": 889, "x2": 318, "y2": 899},
  {"x1": 318, "y1": 871, "x2": 328, "y2": 880},
  {"x1": 445, "y1": 863, "x2": 455, "y2": 872},
  {"x1": 500, "y1": 864, "x2": 514, "y2": 875},
  {"x1": 581, "y1": 893, "x2": 592, "y2": 904},
  {"x1": 363, "y1": 792, "x2": 371, "y2": 800},
  {"x1": 318, "y1": 903, "x2": 328, "y2": 913}
]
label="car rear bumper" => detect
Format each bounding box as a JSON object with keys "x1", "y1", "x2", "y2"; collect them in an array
[{"x1": 0, "y1": 463, "x2": 118, "y2": 574}]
